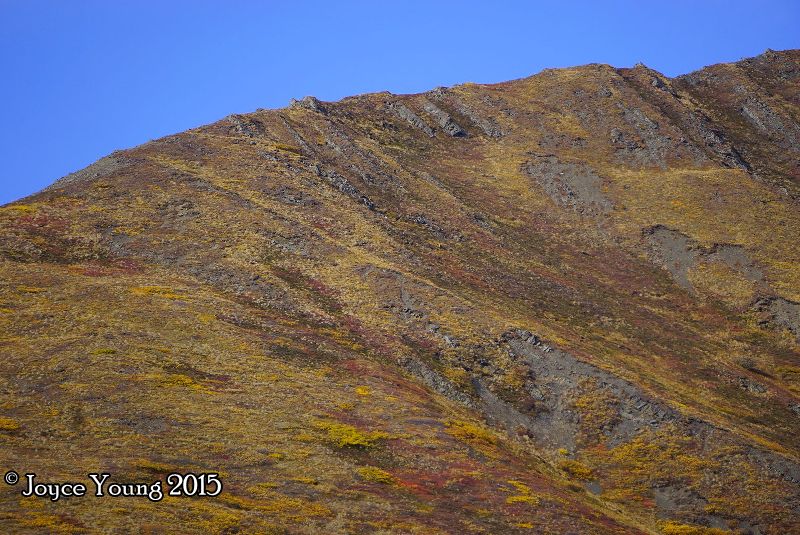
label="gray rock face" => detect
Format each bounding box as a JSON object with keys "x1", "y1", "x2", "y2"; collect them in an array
[
  {"x1": 399, "y1": 357, "x2": 475, "y2": 408},
  {"x1": 612, "y1": 104, "x2": 677, "y2": 168},
  {"x1": 157, "y1": 198, "x2": 200, "y2": 225},
  {"x1": 499, "y1": 331, "x2": 677, "y2": 450},
  {"x1": 290, "y1": 95, "x2": 327, "y2": 114},
  {"x1": 427, "y1": 88, "x2": 505, "y2": 138},
  {"x1": 738, "y1": 376, "x2": 768, "y2": 394},
  {"x1": 618, "y1": 66, "x2": 751, "y2": 171},
  {"x1": 643, "y1": 226, "x2": 699, "y2": 289},
  {"x1": 422, "y1": 100, "x2": 466, "y2": 137},
  {"x1": 753, "y1": 296, "x2": 800, "y2": 341},
  {"x1": 522, "y1": 154, "x2": 612, "y2": 215},
  {"x1": 316, "y1": 119, "x2": 408, "y2": 196},
  {"x1": 387, "y1": 102, "x2": 435, "y2": 137},
  {"x1": 455, "y1": 99, "x2": 504, "y2": 138},
  {"x1": 674, "y1": 57, "x2": 800, "y2": 199},
  {"x1": 643, "y1": 225, "x2": 765, "y2": 292},
  {"x1": 310, "y1": 163, "x2": 376, "y2": 211},
  {"x1": 650, "y1": 75, "x2": 670, "y2": 92},
  {"x1": 477, "y1": 330, "x2": 800, "y2": 523},
  {"x1": 707, "y1": 243, "x2": 764, "y2": 282},
  {"x1": 739, "y1": 95, "x2": 800, "y2": 148},
  {"x1": 228, "y1": 114, "x2": 268, "y2": 137}
]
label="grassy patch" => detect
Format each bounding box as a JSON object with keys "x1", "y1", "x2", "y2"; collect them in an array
[
  {"x1": 357, "y1": 466, "x2": 395, "y2": 484},
  {"x1": 558, "y1": 459, "x2": 594, "y2": 480},
  {"x1": 315, "y1": 421, "x2": 390, "y2": 448},
  {"x1": 131, "y1": 286, "x2": 187, "y2": 300},
  {"x1": 0, "y1": 417, "x2": 20, "y2": 433},
  {"x1": 445, "y1": 419, "x2": 497, "y2": 445}
]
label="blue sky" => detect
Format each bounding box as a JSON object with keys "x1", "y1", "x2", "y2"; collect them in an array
[{"x1": 1, "y1": 0, "x2": 798, "y2": 204}]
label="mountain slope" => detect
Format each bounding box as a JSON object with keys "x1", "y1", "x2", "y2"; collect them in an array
[{"x1": 1, "y1": 50, "x2": 799, "y2": 534}]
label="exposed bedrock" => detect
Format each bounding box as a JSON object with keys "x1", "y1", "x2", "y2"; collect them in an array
[{"x1": 522, "y1": 154, "x2": 612, "y2": 215}]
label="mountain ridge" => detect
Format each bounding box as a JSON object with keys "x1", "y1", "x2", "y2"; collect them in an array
[{"x1": 23, "y1": 48, "x2": 796, "y2": 201}]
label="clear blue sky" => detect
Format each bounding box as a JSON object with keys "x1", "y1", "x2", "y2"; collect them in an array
[{"x1": 1, "y1": 1, "x2": 798, "y2": 205}]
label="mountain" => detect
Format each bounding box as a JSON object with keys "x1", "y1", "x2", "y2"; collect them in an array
[{"x1": 1, "y1": 50, "x2": 799, "y2": 534}]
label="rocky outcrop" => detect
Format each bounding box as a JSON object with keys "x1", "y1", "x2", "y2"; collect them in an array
[
  {"x1": 754, "y1": 296, "x2": 800, "y2": 341},
  {"x1": 387, "y1": 101, "x2": 435, "y2": 137},
  {"x1": 643, "y1": 225, "x2": 766, "y2": 292},
  {"x1": 522, "y1": 154, "x2": 612, "y2": 215},
  {"x1": 422, "y1": 100, "x2": 467, "y2": 137}
]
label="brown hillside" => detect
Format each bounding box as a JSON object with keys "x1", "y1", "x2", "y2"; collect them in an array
[{"x1": 1, "y1": 50, "x2": 799, "y2": 534}]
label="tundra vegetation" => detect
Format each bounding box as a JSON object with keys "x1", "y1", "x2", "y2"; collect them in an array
[{"x1": 1, "y1": 50, "x2": 799, "y2": 533}]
